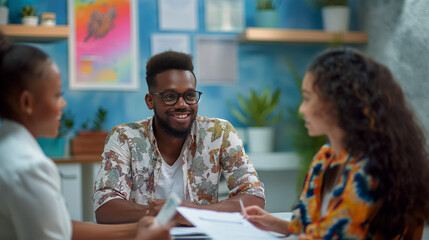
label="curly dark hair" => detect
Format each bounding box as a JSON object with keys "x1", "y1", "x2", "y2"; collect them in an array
[
  {"x1": 145, "y1": 51, "x2": 196, "y2": 91},
  {"x1": 308, "y1": 47, "x2": 429, "y2": 238},
  {"x1": 0, "y1": 32, "x2": 52, "y2": 119}
]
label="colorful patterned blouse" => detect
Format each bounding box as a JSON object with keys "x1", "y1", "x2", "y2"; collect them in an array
[
  {"x1": 93, "y1": 116, "x2": 265, "y2": 210},
  {"x1": 288, "y1": 144, "x2": 377, "y2": 239}
]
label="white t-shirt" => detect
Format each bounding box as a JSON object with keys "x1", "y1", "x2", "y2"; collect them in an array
[
  {"x1": 154, "y1": 159, "x2": 185, "y2": 200},
  {"x1": 0, "y1": 120, "x2": 72, "y2": 240},
  {"x1": 321, "y1": 190, "x2": 333, "y2": 216}
]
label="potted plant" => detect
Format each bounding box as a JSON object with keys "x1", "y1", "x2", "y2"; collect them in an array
[
  {"x1": 255, "y1": 0, "x2": 281, "y2": 28},
  {"x1": 0, "y1": 0, "x2": 8, "y2": 25},
  {"x1": 71, "y1": 107, "x2": 109, "y2": 156},
  {"x1": 228, "y1": 88, "x2": 282, "y2": 153},
  {"x1": 306, "y1": 0, "x2": 349, "y2": 32},
  {"x1": 38, "y1": 109, "x2": 75, "y2": 158},
  {"x1": 21, "y1": 5, "x2": 38, "y2": 26}
]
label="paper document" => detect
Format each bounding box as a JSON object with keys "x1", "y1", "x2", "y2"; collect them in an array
[
  {"x1": 177, "y1": 207, "x2": 278, "y2": 240},
  {"x1": 170, "y1": 227, "x2": 209, "y2": 239},
  {"x1": 154, "y1": 193, "x2": 181, "y2": 226},
  {"x1": 195, "y1": 36, "x2": 237, "y2": 84},
  {"x1": 150, "y1": 34, "x2": 190, "y2": 56},
  {"x1": 158, "y1": 0, "x2": 197, "y2": 30}
]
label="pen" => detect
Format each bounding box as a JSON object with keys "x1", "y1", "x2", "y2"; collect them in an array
[{"x1": 239, "y1": 199, "x2": 248, "y2": 218}]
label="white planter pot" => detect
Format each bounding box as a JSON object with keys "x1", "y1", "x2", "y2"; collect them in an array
[
  {"x1": 247, "y1": 127, "x2": 274, "y2": 153},
  {"x1": 0, "y1": 7, "x2": 8, "y2": 25},
  {"x1": 22, "y1": 16, "x2": 39, "y2": 26},
  {"x1": 322, "y1": 6, "x2": 350, "y2": 32}
]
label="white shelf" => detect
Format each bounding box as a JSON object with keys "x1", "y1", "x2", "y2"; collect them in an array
[{"x1": 248, "y1": 152, "x2": 300, "y2": 171}]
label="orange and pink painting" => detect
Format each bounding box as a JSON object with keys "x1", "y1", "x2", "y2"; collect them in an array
[{"x1": 69, "y1": 0, "x2": 138, "y2": 90}]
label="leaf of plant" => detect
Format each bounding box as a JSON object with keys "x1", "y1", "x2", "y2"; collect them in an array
[
  {"x1": 230, "y1": 108, "x2": 251, "y2": 126},
  {"x1": 237, "y1": 93, "x2": 251, "y2": 117}
]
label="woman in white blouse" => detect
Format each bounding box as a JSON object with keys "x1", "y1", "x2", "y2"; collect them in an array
[{"x1": 0, "y1": 32, "x2": 171, "y2": 240}]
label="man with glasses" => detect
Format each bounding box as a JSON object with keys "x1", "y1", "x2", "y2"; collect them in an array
[{"x1": 93, "y1": 51, "x2": 265, "y2": 225}]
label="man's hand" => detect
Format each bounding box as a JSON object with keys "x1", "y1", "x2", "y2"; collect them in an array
[
  {"x1": 148, "y1": 199, "x2": 166, "y2": 216},
  {"x1": 149, "y1": 199, "x2": 195, "y2": 226},
  {"x1": 179, "y1": 200, "x2": 198, "y2": 208}
]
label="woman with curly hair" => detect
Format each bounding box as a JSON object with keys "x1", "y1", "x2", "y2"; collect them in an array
[{"x1": 244, "y1": 47, "x2": 429, "y2": 239}]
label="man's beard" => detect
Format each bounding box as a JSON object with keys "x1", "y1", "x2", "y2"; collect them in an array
[{"x1": 154, "y1": 109, "x2": 195, "y2": 139}]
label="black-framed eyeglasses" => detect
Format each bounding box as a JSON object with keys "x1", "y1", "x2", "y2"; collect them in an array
[{"x1": 150, "y1": 90, "x2": 203, "y2": 106}]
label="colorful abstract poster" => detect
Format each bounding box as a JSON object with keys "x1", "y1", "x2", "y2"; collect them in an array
[{"x1": 68, "y1": 0, "x2": 138, "y2": 90}]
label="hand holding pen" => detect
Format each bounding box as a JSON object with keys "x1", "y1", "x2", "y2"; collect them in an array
[
  {"x1": 243, "y1": 205, "x2": 291, "y2": 236},
  {"x1": 239, "y1": 198, "x2": 249, "y2": 218}
]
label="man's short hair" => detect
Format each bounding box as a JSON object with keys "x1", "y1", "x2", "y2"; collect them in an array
[{"x1": 145, "y1": 51, "x2": 196, "y2": 91}]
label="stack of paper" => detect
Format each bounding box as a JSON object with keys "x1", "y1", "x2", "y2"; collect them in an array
[
  {"x1": 176, "y1": 207, "x2": 279, "y2": 240},
  {"x1": 170, "y1": 227, "x2": 209, "y2": 239}
]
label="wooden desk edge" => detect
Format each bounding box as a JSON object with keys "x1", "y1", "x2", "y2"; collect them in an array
[{"x1": 53, "y1": 155, "x2": 102, "y2": 164}]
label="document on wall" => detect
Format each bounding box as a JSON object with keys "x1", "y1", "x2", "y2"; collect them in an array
[
  {"x1": 195, "y1": 35, "x2": 237, "y2": 84},
  {"x1": 158, "y1": 0, "x2": 198, "y2": 31},
  {"x1": 177, "y1": 207, "x2": 279, "y2": 240},
  {"x1": 151, "y1": 34, "x2": 190, "y2": 56}
]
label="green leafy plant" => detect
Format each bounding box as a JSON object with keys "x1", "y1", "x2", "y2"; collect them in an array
[
  {"x1": 228, "y1": 88, "x2": 282, "y2": 127},
  {"x1": 284, "y1": 58, "x2": 326, "y2": 191},
  {"x1": 81, "y1": 119, "x2": 89, "y2": 130},
  {"x1": 305, "y1": 0, "x2": 348, "y2": 8},
  {"x1": 256, "y1": 0, "x2": 281, "y2": 10},
  {"x1": 58, "y1": 109, "x2": 75, "y2": 137},
  {"x1": 0, "y1": 0, "x2": 8, "y2": 7},
  {"x1": 21, "y1": 5, "x2": 37, "y2": 17},
  {"x1": 93, "y1": 107, "x2": 108, "y2": 131},
  {"x1": 81, "y1": 107, "x2": 108, "y2": 131}
]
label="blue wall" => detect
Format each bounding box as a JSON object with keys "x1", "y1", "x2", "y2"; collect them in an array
[{"x1": 6, "y1": 0, "x2": 359, "y2": 151}]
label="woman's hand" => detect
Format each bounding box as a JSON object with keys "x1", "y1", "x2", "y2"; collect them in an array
[
  {"x1": 298, "y1": 233, "x2": 311, "y2": 240},
  {"x1": 136, "y1": 216, "x2": 172, "y2": 240},
  {"x1": 243, "y1": 205, "x2": 291, "y2": 236},
  {"x1": 137, "y1": 216, "x2": 155, "y2": 228}
]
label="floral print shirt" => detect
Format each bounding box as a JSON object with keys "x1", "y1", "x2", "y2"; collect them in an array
[
  {"x1": 288, "y1": 144, "x2": 377, "y2": 239},
  {"x1": 93, "y1": 116, "x2": 265, "y2": 210}
]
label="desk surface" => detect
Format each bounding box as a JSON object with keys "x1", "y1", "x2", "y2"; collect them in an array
[{"x1": 53, "y1": 155, "x2": 101, "y2": 164}]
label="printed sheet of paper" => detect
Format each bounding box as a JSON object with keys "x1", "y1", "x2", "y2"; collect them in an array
[
  {"x1": 177, "y1": 207, "x2": 278, "y2": 240},
  {"x1": 170, "y1": 226, "x2": 209, "y2": 239},
  {"x1": 151, "y1": 34, "x2": 190, "y2": 56},
  {"x1": 154, "y1": 193, "x2": 181, "y2": 226},
  {"x1": 205, "y1": 0, "x2": 244, "y2": 32},
  {"x1": 195, "y1": 35, "x2": 237, "y2": 84},
  {"x1": 158, "y1": 0, "x2": 197, "y2": 31}
]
